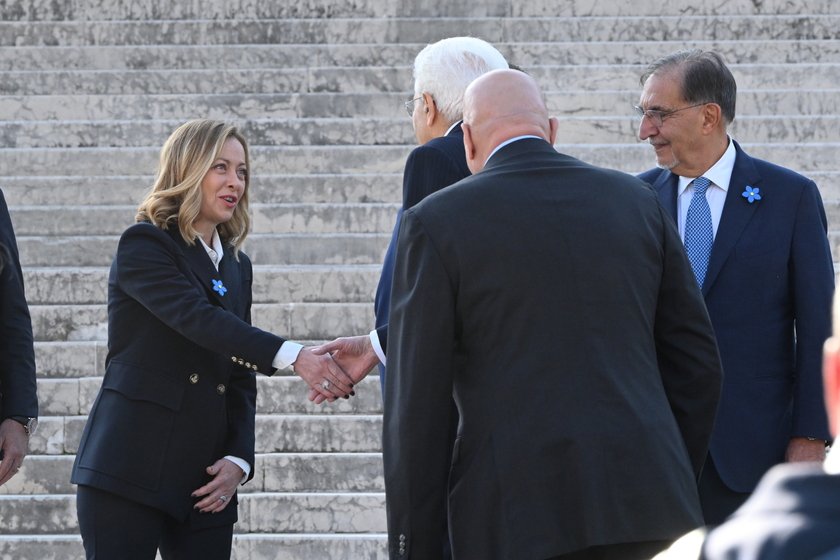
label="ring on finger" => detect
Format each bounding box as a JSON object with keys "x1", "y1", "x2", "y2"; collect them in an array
[
  {"x1": 219, "y1": 495, "x2": 227, "y2": 502},
  {"x1": 322, "y1": 380, "x2": 331, "y2": 390}
]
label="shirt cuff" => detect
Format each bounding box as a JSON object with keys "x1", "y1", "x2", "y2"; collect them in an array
[
  {"x1": 273, "y1": 341, "x2": 304, "y2": 370},
  {"x1": 370, "y1": 330, "x2": 386, "y2": 367},
  {"x1": 223, "y1": 455, "x2": 251, "y2": 485}
]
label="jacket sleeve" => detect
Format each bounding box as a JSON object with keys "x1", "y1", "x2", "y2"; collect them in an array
[
  {"x1": 0, "y1": 189, "x2": 37, "y2": 420},
  {"x1": 653, "y1": 200, "x2": 724, "y2": 479},
  {"x1": 222, "y1": 251, "x2": 258, "y2": 479},
  {"x1": 790, "y1": 179, "x2": 834, "y2": 441},
  {"x1": 116, "y1": 223, "x2": 284, "y2": 375}
]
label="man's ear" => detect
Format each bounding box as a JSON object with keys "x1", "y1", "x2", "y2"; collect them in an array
[
  {"x1": 824, "y1": 337, "x2": 840, "y2": 437},
  {"x1": 462, "y1": 123, "x2": 481, "y2": 173},
  {"x1": 422, "y1": 92, "x2": 437, "y2": 128},
  {"x1": 548, "y1": 116, "x2": 559, "y2": 145},
  {"x1": 701, "y1": 103, "x2": 722, "y2": 135}
]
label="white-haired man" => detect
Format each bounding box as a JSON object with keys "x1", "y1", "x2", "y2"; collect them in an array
[{"x1": 311, "y1": 37, "x2": 509, "y2": 389}]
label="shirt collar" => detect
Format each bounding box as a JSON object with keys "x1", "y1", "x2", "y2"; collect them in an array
[
  {"x1": 197, "y1": 228, "x2": 224, "y2": 271},
  {"x1": 677, "y1": 135, "x2": 736, "y2": 195},
  {"x1": 485, "y1": 135, "x2": 544, "y2": 166},
  {"x1": 444, "y1": 120, "x2": 462, "y2": 137}
]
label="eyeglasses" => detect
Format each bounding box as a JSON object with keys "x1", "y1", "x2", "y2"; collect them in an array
[
  {"x1": 404, "y1": 96, "x2": 424, "y2": 117},
  {"x1": 634, "y1": 103, "x2": 706, "y2": 127}
]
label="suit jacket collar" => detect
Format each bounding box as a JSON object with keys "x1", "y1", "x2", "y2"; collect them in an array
[
  {"x1": 649, "y1": 140, "x2": 762, "y2": 295},
  {"x1": 165, "y1": 226, "x2": 240, "y2": 312},
  {"x1": 702, "y1": 140, "x2": 762, "y2": 295},
  {"x1": 483, "y1": 137, "x2": 557, "y2": 171}
]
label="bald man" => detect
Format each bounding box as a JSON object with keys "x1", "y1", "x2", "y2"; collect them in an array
[{"x1": 382, "y1": 70, "x2": 724, "y2": 560}]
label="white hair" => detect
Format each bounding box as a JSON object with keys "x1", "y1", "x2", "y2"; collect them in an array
[{"x1": 413, "y1": 37, "x2": 509, "y2": 123}]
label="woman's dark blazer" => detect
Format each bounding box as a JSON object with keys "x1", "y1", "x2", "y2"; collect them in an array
[{"x1": 71, "y1": 222, "x2": 284, "y2": 529}]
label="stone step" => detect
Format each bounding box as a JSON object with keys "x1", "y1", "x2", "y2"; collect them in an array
[
  {"x1": 10, "y1": 202, "x2": 398, "y2": 235},
  {"x1": 2, "y1": 13, "x2": 839, "y2": 47},
  {"x1": 7, "y1": 114, "x2": 840, "y2": 149},
  {"x1": 0, "y1": 146, "x2": 412, "y2": 177},
  {"x1": 31, "y1": 341, "x2": 378, "y2": 380},
  {"x1": 4, "y1": 90, "x2": 839, "y2": 124},
  {"x1": 4, "y1": 0, "x2": 839, "y2": 21},
  {"x1": 6, "y1": 40, "x2": 840, "y2": 73},
  {"x1": 0, "y1": 492, "x2": 386, "y2": 535},
  {"x1": 29, "y1": 413, "x2": 382, "y2": 456},
  {"x1": 4, "y1": 63, "x2": 840, "y2": 96},
  {"x1": 3, "y1": 143, "x2": 837, "y2": 178},
  {"x1": 23, "y1": 194, "x2": 840, "y2": 239},
  {"x1": 23, "y1": 265, "x2": 381, "y2": 305},
  {"x1": 0, "y1": 173, "x2": 402, "y2": 206},
  {"x1": 16, "y1": 233, "x2": 390, "y2": 267},
  {"x1": 1, "y1": 118, "x2": 415, "y2": 148},
  {"x1": 1, "y1": 452, "x2": 383, "y2": 495},
  {"x1": 33, "y1": 375, "x2": 382, "y2": 416},
  {"x1": 0, "y1": 534, "x2": 387, "y2": 560},
  {"x1": 28, "y1": 301, "x2": 374, "y2": 342},
  {"x1": 4, "y1": 165, "x2": 839, "y2": 209}
]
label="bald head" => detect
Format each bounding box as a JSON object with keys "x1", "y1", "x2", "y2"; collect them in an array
[{"x1": 462, "y1": 69, "x2": 558, "y2": 173}]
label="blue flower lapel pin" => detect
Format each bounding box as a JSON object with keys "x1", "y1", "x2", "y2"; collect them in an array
[
  {"x1": 212, "y1": 279, "x2": 227, "y2": 296},
  {"x1": 742, "y1": 186, "x2": 761, "y2": 203}
]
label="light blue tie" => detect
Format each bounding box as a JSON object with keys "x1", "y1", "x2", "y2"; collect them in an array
[{"x1": 684, "y1": 177, "x2": 713, "y2": 287}]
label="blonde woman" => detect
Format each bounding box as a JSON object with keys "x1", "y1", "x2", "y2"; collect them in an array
[{"x1": 71, "y1": 120, "x2": 352, "y2": 559}]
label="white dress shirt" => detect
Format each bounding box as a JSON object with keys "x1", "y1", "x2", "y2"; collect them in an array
[{"x1": 676, "y1": 137, "x2": 737, "y2": 240}]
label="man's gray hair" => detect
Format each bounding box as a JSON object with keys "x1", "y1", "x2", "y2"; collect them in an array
[
  {"x1": 640, "y1": 50, "x2": 737, "y2": 125},
  {"x1": 413, "y1": 37, "x2": 509, "y2": 123}
]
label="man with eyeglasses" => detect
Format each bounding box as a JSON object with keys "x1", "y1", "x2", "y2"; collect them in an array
[{"x1": 636, "y1": 49, "x2": 834, "y2": 526}]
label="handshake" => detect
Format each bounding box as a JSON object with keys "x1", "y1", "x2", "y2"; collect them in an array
[{"x1": 292, "y1": 335, "x2": 382, "y2": 404}]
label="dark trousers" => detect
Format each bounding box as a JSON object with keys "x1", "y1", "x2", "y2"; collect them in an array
[
  {"x1": 77, "y1": 484, "x2": 234, "y2": 560},
  {"x1": 698, "y1": 454, "x2": 751, "y2": 526},
  {"x1": 546, "y1": 540, "x2": 672, "y2": 560}
]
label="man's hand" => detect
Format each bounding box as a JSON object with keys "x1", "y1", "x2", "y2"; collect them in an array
[
  {"x1": 293, "y1": 347, "x2": 355, "y2": 402},
  {"x1": 0, "y1": 418, "x2": 29, "y2": 486},
  {"x1": 191, "y1": 458, "x2": 243, "y2": 514},
  {"x1": 308, "y1": 336, "x2": 381, "y2": 404},
  {"x1": 785, "y1": 436, "x2": 827, "y2": 463}
]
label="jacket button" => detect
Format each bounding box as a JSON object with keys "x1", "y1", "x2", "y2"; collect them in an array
[
  {"x1": 252, "y1": 365, "x2": 258, "y2": 371},
  {"x1": 399, "y1": 535, "x2": 406, "y2": 542},
  {"x1": 217, "y1": 384, "x2": 226, "y2": 395},
  {"x1": 245, "y1": 362, "x2": 251, "y2": 368},
  {"x1": 238, "y1": 359, "x2": 244, "y2": 365},
  {"x1": 189, "y1": 374, "x2": 199, "y2": 384},
  {"x1": 231, "y1": 356, "x2": 237, "y2": 362}
]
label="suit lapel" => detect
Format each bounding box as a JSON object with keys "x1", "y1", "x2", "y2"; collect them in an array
[
  {"x1": 217, "y1": 246, "x2": 241, "y2": 314},
  {"x1": 651, "y1": 171, "x2": 679, "y2": 222},
  {"x1": 701, "y1": 143, "x2": 762, "y2": 296},
  {"x1": 167, "y1": 227, "x2": 238, "y2": 313}
]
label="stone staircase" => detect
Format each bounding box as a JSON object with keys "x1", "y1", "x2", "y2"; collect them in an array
[{"x1": 1, "y1": 0, "x2": 839, "y2": 558}]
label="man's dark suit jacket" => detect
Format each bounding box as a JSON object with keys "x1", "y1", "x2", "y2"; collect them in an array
[
  {"x1": 0, "y1": 189, "x2": 37, "y2": 424},
  {"x1": 384, "y1": 138, "x2": 724, "y2": 560},
  {"x1": 639, "y1": 140, "x2": 834, "y2": 493},
  {"x1": 702, "y1": 461, "x2": 840, "y2": 559},
  {"x1": 373, "y1": 123, "x2": 470, "y2": 391},
  {"x1": 71, "y1": 222, "x2": 284, "y2": 528}
]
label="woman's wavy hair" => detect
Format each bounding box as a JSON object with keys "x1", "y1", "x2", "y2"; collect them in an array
[{"x1": 136, "y1": 119, "x2": 251, "y2": 254}]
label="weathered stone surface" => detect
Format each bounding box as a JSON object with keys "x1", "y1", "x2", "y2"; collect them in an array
[
  {"x1": 256, "y1": 375, "x2": 382, "y2": 415},
  {"x1": 238, "y1": 492, "x2": 386, "y2": 533},
  {"x1": 254, "y1": 415, "x2": 382, "y2": 453},
  {"x1": 231, "y1": 534, "x2": 387, "y2": 560},
  {"x1": 0, "y1": 456, "x2": 75, "y2": 495},
  {"x1": 251, "y1": 453, "x2": 384, "y2": 493},
  {"x1": 34, "y1": 341, "x2": 103, "y2": 378}
]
